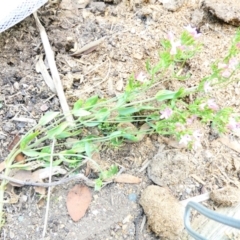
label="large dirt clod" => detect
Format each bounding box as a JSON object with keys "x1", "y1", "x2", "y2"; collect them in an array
[
  {"x1": 203, "y1": 0, "x2": 240, "y2": 27},
  {"x1": 139, "y1": 185, "x2": 184, "y2": 239}
]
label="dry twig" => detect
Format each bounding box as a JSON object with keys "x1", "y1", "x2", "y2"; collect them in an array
[{"x1": 0, "y1": 173, "x2": 95, "y2": 188}]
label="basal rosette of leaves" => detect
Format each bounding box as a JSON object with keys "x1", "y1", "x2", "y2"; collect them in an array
[{"x1": 0, "y1": 27, "x2": 240, "y2": 227}]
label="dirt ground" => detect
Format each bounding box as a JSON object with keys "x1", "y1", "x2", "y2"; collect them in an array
[{"x1": 1, "y1": 0, "x2": 240, "y2": 239}]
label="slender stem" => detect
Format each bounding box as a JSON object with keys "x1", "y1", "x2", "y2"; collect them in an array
[{"x1": 42, "y1": 139, "x2": 55, "y2": 237}]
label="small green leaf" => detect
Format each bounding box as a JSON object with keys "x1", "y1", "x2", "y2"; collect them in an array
[
  {"x1": 146, "y1": 59, "x2": 151, "y2": 73},
  {"x1": 94, "y1": 178, "x2": 103, "y2": 191},
  {"x1": 43, "y1": 159, "x2": 63, "y2": 167},
  {"x1": 118, "y1": 107, "x2": 139, "y2": 116},
  {"x1": 155, "y1": 90, "x2": 177, "y2": 102},
  {"x1": 20, "y1": 131, "x2": 39, "y2": 150},
  {"x1": 85, "y1": 141, "x2": 93, "y2": 157},
  {"x1": 73, "y1": 99, "x2": 84, "y2": 110},
  {"x1": 174, "y1": 87, "x2": 185, "y2": 98},
  {"x1": 72, "y1": 142, "x2": 85, "y2": 153},
  {"x1": 95, "y1": 108, "x2": 110, "y2": 121},
  {"x1": 39, "y1": 112, "x2": 59, "y2": 126},
  {"x1": 122, "y1": 133, "x2": 139, "y2": 142},
  {"x1": 56, "y1": 129, "x2": 82, "y2": 139},
  {"x1": 100, "y1": 165, "x2": 118, "y2": 180},
  {"x1": 47, "y1": 122, "x2": 69, "y2": 139},
  {"x1": 84, "y1": 95, "x2": 98, "y2": 110},
  {"x1": 82, "y1": 121, "x2": 100, "y2": 127},
  {"x1": 22, "y1": 150, "x2": 41, "y2": 157},
  {"x1": 72, "y1": 109, "x2": 91, "y2": 117},
  {"x1": 41, "y1": 146, "x2": 51, "y2": 154},
  {"x1": 109, "y1": 131, "x2": 122, "y2": 139},
  {"x1": 60, "y1": 149, "x2": 77, "y2": 155}
]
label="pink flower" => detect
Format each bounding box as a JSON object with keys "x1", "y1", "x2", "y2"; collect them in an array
[
  {"x1": 236, "y1": 42, "x2": 240, "y2": 49},
  {"x1": 179, "y1": 134, "x2": 192, "y2": 146},
  {"x1": 170, "y1": 41, "x2": 182, "y2": 55},
  {"x1": 135, "y1": 72, "x2": 146, "y2": 82},
  {"x1": 227, "y1": 117, "x2": 240, "y2": 131},
  {"x1": 160, "y1": 108, "x2": 173, "y2": 119},
  {"x1": 218, "y1": 58, "x2": 238, "y2": 78},
  {"x1": 221, "y1": 69, "x2": 231, "y2": 78},
  {"x1": 186, "y1": 115, "x2": 197, "y2": 125},
  {"x1": 228, "y1": 58, "x2": 238, "y2": 70},
  {"x1": 167, "y1": 32, "x2": 182, "y2": 55},
  {"x1": 167, "y1": 32, "x2": 175, "y2": 41},
  {"x1": 204, "y1": 82, "x2": 212, "y2": 93},
  {"x1": 184, "y1": 25, "x2": 201, "y2": 38},
  {"x1": 207, "y1": 99, "x2": 219, "y2": 111}
]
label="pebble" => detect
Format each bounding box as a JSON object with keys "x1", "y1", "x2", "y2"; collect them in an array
[
  {"x1": 13, "y1": 82, "x2": 19, "y2": 90},
  {"x1": 128, "y1": 193, "x2": 137, "y2": 202},
  {"x1": 2, "y1": 122, "x2": 15, "y2": 132},
  {"x1": 9, "y1": 231, "x2": 14, "y2": 239},
  {"x1": 18, "y1": 216, "x2": 24, "y2": 222}
]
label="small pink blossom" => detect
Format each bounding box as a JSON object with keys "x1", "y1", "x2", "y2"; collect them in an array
[
  {"x1": 218, "y1": 58, "x2": 238, "y2": 78},
  {"x1": 170, "y1": 40, "x2": 182, "y2": 55},
  {"x1": 179, "y1": 134, "x2": 192, "y2": 146},
  {"x1": 236, "y1": 42, "x2": 240, "y2": 49},
  {"x1": 207, "y1": 99, "x2": 219, "y2": 111},
  {"x1": 227, "y1": 117, "x2": 240, "y2": 131},
  {"x1": 184, "y1": 25, "x2": 201, "y2": 38},
  {"x1": 160, "y1": 108, "x2": 173, "y2": 119},
  {"x1": 135, "y1": 72, "x2": 146, "y2": 82},
  {"x1": 186, "y1": 115, "x2": 197, "y2": 125},
  {"x1": 167, "y1": 32, "x2": 182, "y2": 55},
  {"x1": 221, "y1": 69, "x2": 231, "y2": 78},
  {"x1": 204, "y1": 81, "x2": 212, "y2": 93},
  {"x1": 167, "y1": 32, "x2": 175, "y2": 41},
  {"x1": 228, "y1": 58, "x2": 238, "y2": 70}
]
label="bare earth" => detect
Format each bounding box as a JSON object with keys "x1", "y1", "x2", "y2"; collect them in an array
[{"x1": 1, "y1": 0, "x2": 240, "y2": 239}]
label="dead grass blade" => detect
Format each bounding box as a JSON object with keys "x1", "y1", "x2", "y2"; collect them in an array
[
  {"x1": 70, "y1": 37, "x2": 105, "y2": 57},
  {"x1": 36, "y1": 54, "x2": 56, "y2": 93},
  {"x1": 33, "y1": 12, "x2": 74, "y2": 125}
]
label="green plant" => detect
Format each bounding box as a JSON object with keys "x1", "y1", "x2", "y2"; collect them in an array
[{"x1": 1, "y1": 26, "x2": 240, "y2": 227}]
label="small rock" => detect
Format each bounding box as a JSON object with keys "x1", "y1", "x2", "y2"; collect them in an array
[
  {"x1": 2, "y1": 122, "x2": 15, "y2": 132},
  {"x1": 159, "y1": 0, "x2": 185, "y2": 12},
  {"x1": 40, "y1": 104, "x2": 49, "y2": 112},
  {"x1": 64, "y1": 138, "x2": 78, "y2": 149},
  {"x1": 19, "y1": 195, "x2": 28, "y2": 203},
  {"x1": 122, "y1": 214, "x2": 132, "y2": 224},
  {"x1": 140, "y1": 185, "x2": 184, "y2": 239},
  {"x1": 210, "y1": 186, "x2": 240, "y2": 206},
  {"x1": 203, "y1": 0, "x2": 240, "y2": 27},
  {"x1": 13, "y1": 82, "x2": 19, "y2": 90},
  {"x1": 0, "y1": 134, "x2": 6, "y2": 140},
  {"x1": 191, "y1": 9, "x2": 204, "y2": 27},
  {"x1": 9, "y1": 231, "x2": 15, "y2": 239},
  {"x1": 18, "y1": 216, "x2": 24, "y2": 222},
  {"x1": 89, "y1": 2, "x2": 106, "y2": 13},
  {"x1": 128, "y1": 193, "x2": 137, "y2": 202}
]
